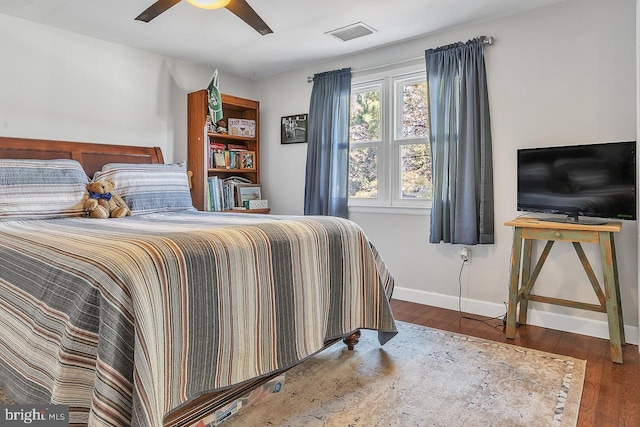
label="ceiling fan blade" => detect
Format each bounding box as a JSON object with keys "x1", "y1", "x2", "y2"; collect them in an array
[
  {"x1": 135, "y1": 0, "x2": 181, "y2": 23},
  {"x1": 225, "y1": 0, "x2": 273, "y2": 35}
]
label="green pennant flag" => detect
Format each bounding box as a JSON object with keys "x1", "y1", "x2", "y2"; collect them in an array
[{"x1": 207, "y1": 69, "x2": 223, "y2": 124}]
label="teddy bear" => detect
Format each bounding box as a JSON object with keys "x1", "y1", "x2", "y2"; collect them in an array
[
  {"x1": 84, "y1": 180, "x2": 131, "y2": 219},
  {"x1": 215, "y1": 119, "x2": 228, "y2": 134}
]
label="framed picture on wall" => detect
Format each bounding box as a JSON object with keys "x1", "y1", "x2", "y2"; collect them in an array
[{"x1": 281, "y1": 114, "x2": 308, "y2": 144}]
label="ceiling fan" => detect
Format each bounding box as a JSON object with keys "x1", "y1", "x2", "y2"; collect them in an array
[{"x1": 135, "y1": 0, "x2": 273, "y2": 35}]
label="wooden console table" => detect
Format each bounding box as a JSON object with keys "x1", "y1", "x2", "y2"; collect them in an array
[{"x1": 504, "y1": 217, "x2": 625, "y2": 363}]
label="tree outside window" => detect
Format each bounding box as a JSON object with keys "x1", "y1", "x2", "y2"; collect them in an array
[
  {"x1": 349, "y1": 86, "x2": 381, "y2": 199},
  {"x1": 349, "y1": 71, "x2": 431, "y2": 207}
]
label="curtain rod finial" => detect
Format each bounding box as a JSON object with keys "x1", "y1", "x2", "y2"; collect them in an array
[{"x1": 307, "y1": 76, "x2": 314, "y2": 83}]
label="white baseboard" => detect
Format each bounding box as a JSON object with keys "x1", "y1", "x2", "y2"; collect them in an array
[{"x1": 393, "y1": 286, "x2": 640, "y2": 346}]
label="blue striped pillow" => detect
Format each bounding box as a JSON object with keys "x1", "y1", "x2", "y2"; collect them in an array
[
  {"x1": 0, "y1": 159, "x2": 89, "y2": 220},
  {"x1": 93, "y1": 163, "x2": 194, "y2": 214}
]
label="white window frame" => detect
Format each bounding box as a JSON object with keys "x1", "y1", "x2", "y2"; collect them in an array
[
  {"x1": 348, "y1": 64, "x2": 431, "y2": 212},
  {"x1": 349, "y1": 80, "x2": 389, "y2": 206}
]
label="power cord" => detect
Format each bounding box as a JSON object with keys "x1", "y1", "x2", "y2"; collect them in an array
[{"x1": 457, "y1": 256, "x2": 507, "y2": 331}]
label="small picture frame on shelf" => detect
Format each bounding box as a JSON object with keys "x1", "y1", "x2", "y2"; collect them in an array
[
  {"x1": 281, "y1": 114, "x2": 308, "y2": 144},
  {"x1": 240, "y1": 151, "x2": 256, "y2": 170},
  {"x1": 237, "y1": 184, "x2": 262, "y2": 207},
  {"x1": 213, "y1": 152, "x2": 226, "y2": 169}
]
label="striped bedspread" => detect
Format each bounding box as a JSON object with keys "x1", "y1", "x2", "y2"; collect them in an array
[{"x1": 0, "y1": 211, "x2": 397, "y2": 426}]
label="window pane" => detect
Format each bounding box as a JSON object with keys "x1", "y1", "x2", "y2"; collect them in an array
[
  {"x1": 401, "y1": 144, "x2": 431, "y2": 199},
  {"x1": 349, "y1": 146, "x2": 378, "y2": 198},
  {"x1": 401, "y1": 81, "x2": 428, "y2": 139},
  {"x1": 350, "y1": 89, "x2": 381, "y2": 142}
]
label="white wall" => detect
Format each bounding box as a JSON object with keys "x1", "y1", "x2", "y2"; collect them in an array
[
  {"x1": 0, "y1": 13, "x2": 255, "y2": 164},
  {"x1": 256, "y1": 0, "x2": 639, "y2": 343}
]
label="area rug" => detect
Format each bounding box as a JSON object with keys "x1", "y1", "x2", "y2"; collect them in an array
[
  {"x1": 226, "y1": 321, "x2": 585, "y2": 427},
  {"x1": 0, "y1": 322, "x2": 585, "y2": 427}
]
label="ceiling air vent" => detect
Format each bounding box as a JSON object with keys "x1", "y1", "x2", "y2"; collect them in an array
[{"x1": 326, "y1": 22, "x2": 376, "y2": 42}]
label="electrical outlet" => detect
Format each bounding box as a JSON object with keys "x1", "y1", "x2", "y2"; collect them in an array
[{"x1": 460, "y1": 247, "x2": 470, "y2": 262}]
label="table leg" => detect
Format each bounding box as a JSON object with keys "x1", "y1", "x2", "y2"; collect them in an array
[
  {"x1": 609, "y1": 233, "x2": 625, "y2": 346},
  {"x1": 506, "y1": 227, "x2": 523, "y2": 339},
  {"x1": 599, "y1": 231, "x2": 624, "y2": 364},
  {"x1": 518, "y1": 239, "x2": 533, "y2": 326}
]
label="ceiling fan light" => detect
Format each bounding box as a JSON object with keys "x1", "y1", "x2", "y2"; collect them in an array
[{"x1": 186, "y1": 0, "x2": 231, "y2": 10}]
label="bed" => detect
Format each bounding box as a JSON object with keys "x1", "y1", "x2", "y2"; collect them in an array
[{"x1": 0, "y1": 137, "x2": 397, "y2": 426}]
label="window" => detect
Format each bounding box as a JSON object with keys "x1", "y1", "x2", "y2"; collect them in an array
[{"x1": 349, "y1": 69, "x2": 431, "y2": 209}]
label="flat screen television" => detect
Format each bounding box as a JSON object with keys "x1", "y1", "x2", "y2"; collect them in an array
[{"x1": 517, "y1": 141, "x2": 636, "y2": 224}]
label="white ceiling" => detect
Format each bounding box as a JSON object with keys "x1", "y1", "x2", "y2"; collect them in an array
[{"x1": 0, "y1": 0, "x2": 566, "y2": 80}]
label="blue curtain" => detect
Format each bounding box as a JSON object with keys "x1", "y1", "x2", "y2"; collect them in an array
[
  {"x1": 304, "y1": 68, "x2": 352, "y2": 218},
  {"x1": 425, "y1": 38, "x2": 494, "y2": 245}
]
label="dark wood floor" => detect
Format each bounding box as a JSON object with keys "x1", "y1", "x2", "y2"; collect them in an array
[{"x1": 390, "y1": 299, "x2": 640, "y2": 427}]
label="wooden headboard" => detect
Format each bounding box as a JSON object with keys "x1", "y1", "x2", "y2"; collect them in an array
[{"x1": 0, "y1": 136, "x2": 165, "y2": 177}]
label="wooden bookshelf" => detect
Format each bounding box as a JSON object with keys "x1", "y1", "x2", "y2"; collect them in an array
[{"x1": 187, "y1": 90, "x2": 266, "y2": 212}]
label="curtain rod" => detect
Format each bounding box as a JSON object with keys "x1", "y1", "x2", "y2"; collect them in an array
[{"x1": 306, "y1": 36, "x2": 494, "y2": 83}]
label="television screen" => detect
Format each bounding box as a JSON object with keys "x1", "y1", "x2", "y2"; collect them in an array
[{"x1": 517, "y1": 141, "x2": 636, "y2": 223}]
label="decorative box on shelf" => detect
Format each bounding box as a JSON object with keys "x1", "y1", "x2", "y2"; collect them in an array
[
  {"x1": 244, "y1": 199, "x2": 269, "y2": 210},
  {"x1": 228, "y1": 118, "x2": 256, "y2": 138}
]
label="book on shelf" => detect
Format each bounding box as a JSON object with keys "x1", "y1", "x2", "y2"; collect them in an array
[
  {"x1": 206, "y1": 176, "x2": 257, "y2": 211},
  {"x1": 213, "y1": 152, "x2": 226, "y2": 169},
  {"x1": 208, "y1": 141, "x2": 249, "y2": 170},
  {"x1": 206, "y1": 176, "x2": 222, "y2": 211},
  {"x1": 209, "y1": 143, "x2": 224, "y2": 169}
]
